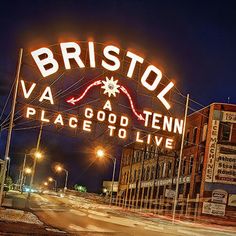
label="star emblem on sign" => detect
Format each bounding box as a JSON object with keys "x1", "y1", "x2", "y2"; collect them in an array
[{"x1": 101, "y1": 77, "x2": 120, "y2": 97}]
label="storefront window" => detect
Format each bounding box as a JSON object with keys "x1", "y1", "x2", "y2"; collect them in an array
[
  {"x1": 219, "y1": 122, "x2": 232, "y2": 142},
  {"x1": 193, "y1": 127, "x2": 198, "y2": 144}
]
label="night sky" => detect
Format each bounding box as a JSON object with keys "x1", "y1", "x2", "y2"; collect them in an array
[{"x1": 0, "y1": 0, "x2": 236, "y2": 192}]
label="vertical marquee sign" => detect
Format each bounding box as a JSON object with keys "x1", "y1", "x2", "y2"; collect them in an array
[{"x1": 19, "y1": 41, "x2": 184, "y2": 149}]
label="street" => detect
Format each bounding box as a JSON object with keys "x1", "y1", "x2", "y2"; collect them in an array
[{"x1": 18, "y1": 192, "x2": 234, "y2": 236}]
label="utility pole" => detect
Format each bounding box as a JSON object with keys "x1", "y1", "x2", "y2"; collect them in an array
[
  {"x1": 0, "y1": 48, "x2": 23, "y2": 205},
  {"x1": 27, "y1": 123, "x2": 43, "y2": 200},
  {"x1": 19, "y1": 153, "x2": 27, "y2": 191},
  {"x1": 172, "y1": 94, "x2": 189, "y2": 222}
]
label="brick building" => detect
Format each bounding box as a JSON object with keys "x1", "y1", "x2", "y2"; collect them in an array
[{"x1": 116, "y1": 103, "x2": 236, "y2": 219}]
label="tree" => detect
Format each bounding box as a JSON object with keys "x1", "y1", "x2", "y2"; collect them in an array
[
  {"x1": 6, "y1": 176, "x2": 13, "y2": 189},
  {"x1": 74, "y1": 184, "x2": 87, "y2": 193}
]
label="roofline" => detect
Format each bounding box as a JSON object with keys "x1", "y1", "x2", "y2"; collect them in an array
[{"x1": 188, "y1": 102, "x2": 236, "y2": 117}]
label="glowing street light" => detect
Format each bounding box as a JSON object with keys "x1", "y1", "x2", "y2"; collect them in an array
[
  {"x1": 28, "y1": 150, "x2": 44, "y2": 199},
  {"x1": 96, "y1": 149, "x2": 105, "y2": 158},
  {"x1": 34, "y1": 151, "x2": 42, "y2": 159},
  {"x1": 95, "y1": 148, "x2": 116, "y2": 206},
  {"x1": 24, "y1": 167, "x2": 32, "y2": 175},
  {"x1": 55, "y1": 164, "x2": 68, "y2": 193},
  {"x1": 44, "y1": 182, "x2": 48, "y2": 186},
  {"x1": 48, "y1": 177, "x2": 57, "y2": 191}
]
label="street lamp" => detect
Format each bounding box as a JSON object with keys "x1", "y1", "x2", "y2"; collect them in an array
[
  {"x1": 19, "y1": 153, "x2": 32, "y2": 191},
  {"x1": 6, "y1": 157, "x2": 10, "y2": 177},
  {"x1": 25, "y1": 167, "x2": 32, "y2": 175},
  {"x1": 27, "y1": 151, "x2": 43, "y2": 198},
  {"x1": 44, "y1": 182, "x2": 48, "y2": 186},
  {"x1": 96, "y1": 148, "x2": 117, "y2": 206},
  {"x1": 55, "y1": 164, "x2": 68, "y2": 193},
  {"x1": 48, "y1": 177, "x2": 57, "y2": 191},
  {"x1": 20, "y1": 167, "x2": 32, "y2": 191}
]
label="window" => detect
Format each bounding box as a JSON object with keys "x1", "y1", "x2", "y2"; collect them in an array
[
  {"x1": 167, "y1": 162, "x2": 172, "y2": 177},
  {"x1": 137, "y1": 169, "x2": 141, "y2": 180},
  {"x1": 162, "y1": 163, "x2": 166, "y2": 178},
  {"x1": 150, "y1": 165, "x2": 155, "y2": 179},
  {"x1": 219, "y1": 122, "x2": 232, "y2": 142},
  {"x1": 142, "y1": 168, "x2": 146, "y2": 180},
  {"x1": 182, "y1": 157, "x2": 187, "y2": 175},
  {"x1": 158, "y1": 163, "x2": 162, "y2": 178},
  {"x1": 202, "y1": 123, "x2": 207, "y2": 142},
  {"x1": 146, "y1": 166, "x2": 150, "y2": 180},
  {"x1": 133, "y1": 170, "x2": 137, "y2": 182},
  {"x1": 175, "y1": 159, "x2": 179, "y2": 176},
  {"x1": 185, "y1": 130, "x2": 190, "y2": 145},
  {"x1": 198, "y1": 153, "x2": 204, "y2": 173},
  {"x1": 189, "y1": 155, "x2": 194, "y2": 174},
  {"x1": 193, "y1": 127, "x2": 198, "y2": 144}
]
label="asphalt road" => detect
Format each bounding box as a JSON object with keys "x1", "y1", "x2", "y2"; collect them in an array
[{"x1": 27, "y1": 193, "x2": 236, "y2": 236}]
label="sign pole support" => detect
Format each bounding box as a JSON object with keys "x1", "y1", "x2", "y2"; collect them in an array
[
  {"x1": 0, "y1": 48, "x2": 23, "y2": 205},
  {"x1": 172, "y1": 93, "x2": 189, "y2": 222}
]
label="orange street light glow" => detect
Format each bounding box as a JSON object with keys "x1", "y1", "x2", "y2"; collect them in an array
[
  {"x1": 96, "y1": 149, "x2": 105, "y2": 158},
  {"x1": 48, "y1": 177, "x2": 53, "y2": 182},
  {"x1": 25, "y1": 167, "x2": 32, "y2": 174},
  {"x1": 34, "y1": 151, "x2": 42, "y2": 159},
  {"x1": 55, "y1": 165, "x2": 63, "y2": 172}
]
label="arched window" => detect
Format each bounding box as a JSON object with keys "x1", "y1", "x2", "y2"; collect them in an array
[
  {"x1": 137, "y1": 169, "x2": 141, "y2": 180},
  {"x1": 150, "y1": 165, "x2": 155, "y2": 179},
  {"x1": 189, "y1": 155, "x2": 194, "y2": 174},
  {"x1": 142, "y1": 168, "x2": 146, "y2": 181},
  {"x1": 162, "y1": 163, "x2": 167, "y2": 178},
  {"x1": 182, "y1": 157, "x2": 187, "y2": 175},
  {"x1": 146, "y1": 166, "x2": 150, "y2": 180},
  {"x1": 167, "y1": 162, "x2": 172, "y2": 177},
  {"x1": 133, "y1": 169, "x2": 137, "y2": 182},
  {"x1": 193, "y1": 127, "x2": 198, "y2": 144}
]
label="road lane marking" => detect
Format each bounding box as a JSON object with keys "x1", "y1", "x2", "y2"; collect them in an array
[
  {"x1": 88, "y1": 214, "x2": 146, "y2": 227},
  {"x1": 69, "y1": 209, "x2": 87, "y2": 216},
  {"x1": 45, "y1": 228, "x2": 66, "y2": 233},
  {"x1": 178, "y1": 229, "x2": 205, "y2": 236},
  {"x1": 87, "y1": 210, "x2": 108, "y2": 216},
  {"x1": 69, "y1": 224, "x2": 115, "y2": 233},
  {"x1": 144, "y1": 225, "x2": 164, "y2": 232}
]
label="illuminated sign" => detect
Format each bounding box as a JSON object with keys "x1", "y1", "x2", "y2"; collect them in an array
[{"x1": 20, "y1": 41, "x2": 183, "y2": 149}]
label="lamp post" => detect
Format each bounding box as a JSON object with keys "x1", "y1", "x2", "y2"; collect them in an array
[
  {"x1": 6, "y1": 157, "x2": 10, "y2": 177},
  {"x1": 48, "y1": 177, "x2": 57, "y2": 191},
  {"x1": 55, "y1": 165, "x2": 68, "y2": 193},
  {"x1": 22, "y1": 167, "x2": 32, "y2": 191},
  {"x1": 27, "y1": 151, "x2": 43, "y2": 199},
  {"x1": 96, "y1": 148, "x2": 117, "y2": 206},
  {"x1": 19, "y1": 153, "x2": 31, "y2": 191}
]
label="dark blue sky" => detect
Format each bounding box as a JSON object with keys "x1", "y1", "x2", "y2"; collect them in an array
[{"x1": 0, "y1": 0, "x2": 236, "y2": 192}]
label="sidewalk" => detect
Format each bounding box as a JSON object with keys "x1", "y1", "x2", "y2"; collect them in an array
[
  {"x1": 0, "y1": 191, "x2": 66, "y2": 235},
  {"x1": 2, "y1": 190, "x2": 28, "y2": 209},
  {"x1": 140, "y1": 211, "x2": 236, "y2": 232},
  {"x1": 110, "y1": 206, "x2": 236, "y2": 233}
]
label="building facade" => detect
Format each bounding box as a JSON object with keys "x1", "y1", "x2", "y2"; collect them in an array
[{"x1": 116, "y1": 103, "x2": 236, "y2": 219}]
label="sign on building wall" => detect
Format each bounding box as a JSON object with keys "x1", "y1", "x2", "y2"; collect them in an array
[
  {"x1": 213, "y1": 145, "x2": 236, "y2": 185},
  {"x1": 228, "y1": 194, "x2": 236, "y2": 207},
  {"x1": 211, "y1": 189, "x2": 228, "y2": 204},
  {"x1": 222, "y1": 111, "x2": 236, "y2": 123},
  {"x1": 202, "y1": 202, "x2": 226, "y2": 216},
  {"x1": 205, "y1": 120, "x2": 219, "y2": 182}
]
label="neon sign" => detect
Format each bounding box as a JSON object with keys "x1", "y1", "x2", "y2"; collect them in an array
[
  {"x1": 20, "y1": 41, "x2": 183, "y2": 149},
  {"x1": 31, "y1": 41, "x2": 174, "y2": 110}
]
